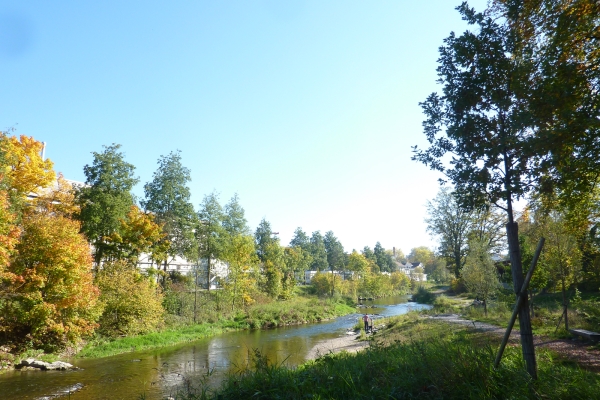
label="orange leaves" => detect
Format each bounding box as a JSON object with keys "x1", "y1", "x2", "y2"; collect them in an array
[{"x1": 0, "y1": 201, "x2": 101, "y2": 352}]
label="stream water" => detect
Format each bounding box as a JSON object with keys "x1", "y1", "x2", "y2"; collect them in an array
[{"x1": 0, "y1": 296, "x2": 430, "y2": 400}]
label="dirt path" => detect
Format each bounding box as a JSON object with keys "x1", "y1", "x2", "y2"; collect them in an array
[{"x1": 429, "y1": 314, "x2": 600, "y2": 373}]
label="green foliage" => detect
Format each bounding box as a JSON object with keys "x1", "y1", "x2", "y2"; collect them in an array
[
  {"x1": 412, "y1": 286, "x2": 436, "y2": 304},
  {"x1": 373, "y1": 242, "x2": 394, "y2": 272},
  {"x1": 197, "y1": 191, "x2": 227, "y2": 289},
  {"x1": 309, "y1": 231, "x2": 328, "y2": 271},
  {"x1": 461, "y1": 240, "x2": 500, "y2": 315},
  {"x1": 95, "y1": 261, "x2": 164, "y2": 337},
  {"x1": 143, "y1": 150, "x2": 197, "y2": 266},
  {"x1": 76, "y1": 144, "x2": 138, "y2": 265},
  {"x1": 189, "y1": 319, "x2": 600, "y2": 400}
]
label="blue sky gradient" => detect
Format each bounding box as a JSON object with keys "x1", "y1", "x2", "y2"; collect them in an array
[{"x1": 0, "y1": 0, "x2": 487, "y2": 254}]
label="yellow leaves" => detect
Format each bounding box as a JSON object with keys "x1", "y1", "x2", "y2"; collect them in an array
[
  {"x1": 0, "y1": 133, "x2": 55, "y2": 199},
  {"x1": 0, "y1": 189, "x2": 21, "y2": 272},
  {"x1": 35, "y1": 174, "x2": 80, "y2": 218},
  {"x1": 105, "y1": 205, "x2": 166, "y2": 264}
]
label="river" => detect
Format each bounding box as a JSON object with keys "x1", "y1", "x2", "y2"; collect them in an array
[{"x1": 0, "y1": 296, "x2": 430, "y2": 399}]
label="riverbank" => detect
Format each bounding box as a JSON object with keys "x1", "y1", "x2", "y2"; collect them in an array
[
  {"x1": 186, "y1": 313, "x2": 600, "y2": 399},
  {"x1": 75, "y1": 296, "x2": 356, "y2": 360}
]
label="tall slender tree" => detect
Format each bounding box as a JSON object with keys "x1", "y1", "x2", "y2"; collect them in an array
[
  {"x1": 412, "y1": 3, "x2": 540, "y2": 377},
  {"x1": 196, "y1": 192, "x2": 226, "y2": 291},
  {"x1": 142, "y1": 151, "x2": 197, "y2": 271}
]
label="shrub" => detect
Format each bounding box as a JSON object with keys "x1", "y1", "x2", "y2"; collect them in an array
[{"x1": 95, "y1": 261, "x2": 164, "y2": 337}]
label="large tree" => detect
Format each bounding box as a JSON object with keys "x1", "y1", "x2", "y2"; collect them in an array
[
  {"x1": 76, "y1": 144, "x2": 138, "y2": 266},
  {"x1": 142, "y1": 151, "x2": 197, "y2": 269},
  {"x1": 412, "y1": 3, "x2": 541, "y2": 376}
]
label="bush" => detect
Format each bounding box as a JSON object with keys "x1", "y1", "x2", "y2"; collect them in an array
[
  {"x1": 412, "y1": 286, "x2": 436, "y2": 304},
  {"x1": 95, "y1": 261, "x2": 164, "y2": 337}
]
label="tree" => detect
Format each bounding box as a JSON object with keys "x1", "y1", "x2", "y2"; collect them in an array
[
  {"x1": 104, "y1": 205, "x2": 165, "y2": 266},
  {"x1": 222, "y1": 194, "x2": 250, "y2": 237},
  {"x1": 290, "y1": 227, "x2": 310, "y2": 250},
  {"x1": 142, "y1": 151, "x2": 197, "y2": 270},
  {"x1": 0, "y1": 212, "x2": 101, "y2": 352},
  {"x1": 347, "y1": 250, "x2": 369, "y2": 277},
  {"x1": 461, "y1": 239, "x2": 500, "y2": 316},
  {"x1": 407, "y1": 246, "x2": 434, "y2": 266},
  {"x1": 0, "y1": 133, "x2": 55, "y2": 200},
  {"x1": 262, "y1": 240, "x2": 284, "y2": 299},
  {"x1": 412, "y1": 3, "x2": 544, "y2": 377},
  {"x1": 373, "y1": 242, "x2": 394, "y2": 272},
  {"x1": 362, "y1": 246, "x2": 376, "y2": 264},
  {"x1": 197, "y1": 192, "x2": 226, "y2": 291},
  {"x1": 309, "y1": 231, "x2": 328, "y2": 271},
  {"x1": 426, "y1": 188, "x2": 473, "y2": 277},
  {"x1": 324, "y1": 231, "x2": 345, "y2": 296},
  {"x1": 76, "y1": 144, "x2": 138, "y2": 266},
  {"x1": 288, "y1": 227, "x2": 313, "y2": 283},
  {"x1": 220, "y1": 194, "x2": 257, "y2": 310},
  {"x1": 254, "y1": 219, "x2": 283, "y2": 298},
  {"x1": 95, "y1": 260, "x2": 164, "y2": 337},
  {"x1": 222, "y1": 234, "x2": 257, "y2": 311}
]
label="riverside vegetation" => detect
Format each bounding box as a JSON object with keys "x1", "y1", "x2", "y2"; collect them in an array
[
  {"x1": 167, "y1": 289, "x2": 600, "y2": 400},
  {"x1": 0, "y1": 132, "x2": 411, "y2": 368}
]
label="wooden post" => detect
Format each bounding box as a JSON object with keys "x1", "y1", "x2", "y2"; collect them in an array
[
  {"x1": 506, "y1": 223, "x2": 538, "y2": 379},
  {"x1": 494, "y1": 237, "x2": 544, "y2": 368}
]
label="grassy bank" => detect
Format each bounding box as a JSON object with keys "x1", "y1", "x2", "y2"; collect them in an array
[
  {"x1": 76, "y1": 296, "x2": 355, "y2": 359},
  {"x1": 174, "y1": 313, "x2": 600, "y2": 399}
]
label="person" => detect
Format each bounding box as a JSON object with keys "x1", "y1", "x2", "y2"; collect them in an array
[
  {"x1": 363, "y1": 313, "x2": 369, "y2": 333},
  {"x1": 368, "y1": 316, "x2": 373, "y2": 333}
]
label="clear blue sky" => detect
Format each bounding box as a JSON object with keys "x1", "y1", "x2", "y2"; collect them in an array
[{"x1": 0, "y1": 0, "x2": 487, "y2": 255}]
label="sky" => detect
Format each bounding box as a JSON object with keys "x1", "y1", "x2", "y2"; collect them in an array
[{"x1": 0, "y1": 0, "x2": 489, "y2": 255}]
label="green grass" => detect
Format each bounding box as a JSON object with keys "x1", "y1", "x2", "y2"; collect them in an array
[
  {"x1": 77, "y1": 322, "x2": 235, "y2": 358},
  {"x1": 77, "y1": 296, "x2": 356, "y2": 359},
  {"x1": 171, "y1": 315, "x2": 600, "y2": 399},
  {"x1": 245, "y1": 297, "x2": 355, "y2": 329}
]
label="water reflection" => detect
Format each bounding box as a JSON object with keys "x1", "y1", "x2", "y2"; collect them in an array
[{"x1": 0, "y1": 295, "x2": 430, "y2": 399}]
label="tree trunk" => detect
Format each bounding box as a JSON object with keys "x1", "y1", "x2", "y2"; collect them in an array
[
  {"x1": 454, "y1": 253, "x2": 461, "y2": 278},
  {"x1": 506, "y1": 222, "x2": 537, "y2": 379},
  {"x1": 562, "y1": 277, "x2": 569, "y2": 331},
  {"x1": 331, "y1": 268, "x2": 335, "y2": 297},
  {"x1": 206, "y1": 257, "x2": 211, "y2": 292}
]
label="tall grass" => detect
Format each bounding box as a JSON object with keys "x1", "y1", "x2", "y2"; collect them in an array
[{"x1": 172, "y1": 318, "x2": 600, "y2": 399}]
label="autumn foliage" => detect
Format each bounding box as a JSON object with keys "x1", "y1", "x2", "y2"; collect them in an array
[
  {"x1": 0, "y1": 212, "x2": 101, "y2": 352},
  {"x1": 0, "y1": 132, "x2": 101, "y2": 352}
]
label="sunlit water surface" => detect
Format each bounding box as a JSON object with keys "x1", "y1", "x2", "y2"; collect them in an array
[{"x1": 0, "y1": 295, "x2": 430, "y2": 399}]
